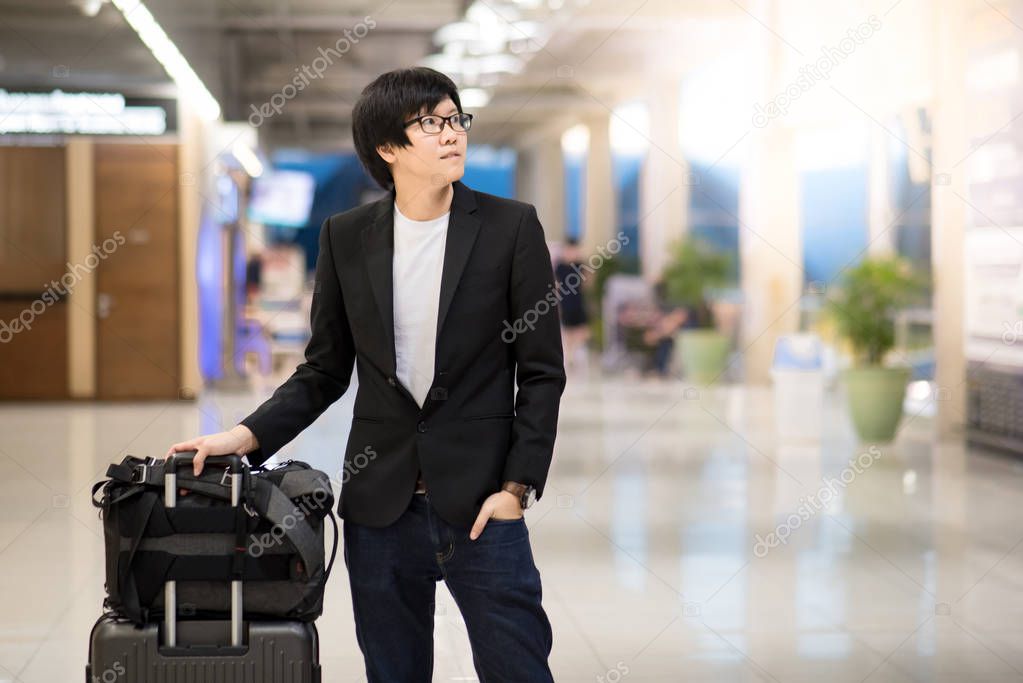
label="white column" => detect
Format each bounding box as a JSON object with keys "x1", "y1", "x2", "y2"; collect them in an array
[
  {"x1": 536, "y1": 141, "x2": 566, "y2": 242},
  {"x1": 583, "y1": 113, "x2": 614, "y2": 254},
  {"x1": 931, "y1": 0, "x2": 968, "y2": 434},
  {"x1": 867, "y1": 127, "x2": 895, "y2": 256},
  {"x1": 640, "y1": 81, "x2": 688, "y2": 284},
  {"x1": 739, "y1": 0, "x2": 803, "y2": 385},
  {"x1": 515, "y1": 141, "x2": 566, "y2": 242},
  {"x1": 514, "y1": 147, "x2": 538, "y2": 204}
]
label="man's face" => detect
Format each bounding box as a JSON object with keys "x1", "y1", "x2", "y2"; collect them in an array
[{"x1": 380, "y1": 97, "x2": 468, "y2": 187}]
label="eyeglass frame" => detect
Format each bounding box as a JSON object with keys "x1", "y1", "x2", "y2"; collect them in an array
[{"x1": 403, "y1": 111, "x2": 474, "y2": 135}]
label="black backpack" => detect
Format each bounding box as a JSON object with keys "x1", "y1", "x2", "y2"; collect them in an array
[{"x1": 91, "y1": 452, "x2": 338, "y2": 624}]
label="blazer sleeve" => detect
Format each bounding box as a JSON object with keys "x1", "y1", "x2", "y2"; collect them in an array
[
  {"x1": 239, "y1": 216, "x2": 355, "y2": 467},
  {"x1": 501, "y1": 204, "x2": 567, "y2": 499}
]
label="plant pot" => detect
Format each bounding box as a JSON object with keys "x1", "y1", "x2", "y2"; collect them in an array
[
  {"x1": 843, "y1": 366, "x2": 911, "y2": 442},
  {"x1": 677, "y1": 329, "x2": 730, "y2": 384}
]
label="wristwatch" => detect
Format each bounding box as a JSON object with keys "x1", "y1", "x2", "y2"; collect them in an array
[{"x1": 501, "y1": 481, "x2": 536, "y2": 509}]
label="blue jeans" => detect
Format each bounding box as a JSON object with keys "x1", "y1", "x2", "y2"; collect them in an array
[{"x1": 342, "y1": 492, "x2": 554, "y2": 683}]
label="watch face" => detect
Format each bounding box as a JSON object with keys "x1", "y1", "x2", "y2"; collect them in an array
[{"x1": 523, "y1": 486, "x2": 537, "y2": 509}]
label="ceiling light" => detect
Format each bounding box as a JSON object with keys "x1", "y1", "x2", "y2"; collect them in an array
[
  {"x1": 420, "y1": 53, "x2": 462, "y2": 75},
  {"x1": 459, "y1": 88, "x2": 491, "y2": 108},
  {"x1": 76, "y1": 0, "x2": 107, "y2": 17},
  {"x1": 232, "y1": 141, "x2": 264, "y2": 178},
  {"x1": 434, "y1": 21, "x2": 478, "y2": 45},
  {"x1": 466, "y1": 1, "x2": 520, "y2": 24},
  {"x1": 109, "y1": 0, "x2": 220, "y2": 121},
  {"x1": 478, "y1": 54, "x2": 524, "y2": 74}
]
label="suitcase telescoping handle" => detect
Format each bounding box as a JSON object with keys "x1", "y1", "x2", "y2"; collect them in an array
[{"x1": 164, "y1": 452, "x2": 246, "y2": 649}]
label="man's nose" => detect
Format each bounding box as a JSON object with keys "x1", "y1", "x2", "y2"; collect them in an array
[{"x1": 439, "y1": 121, "x2": 458, "y2": 144}]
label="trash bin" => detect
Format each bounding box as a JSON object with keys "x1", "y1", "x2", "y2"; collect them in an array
[{"x1": 771, "y1": 334, "x2": 825, "y2": 441}]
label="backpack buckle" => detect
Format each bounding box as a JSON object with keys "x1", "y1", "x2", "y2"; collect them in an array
[{"x1": 130, "y1": 463, "x2": 149, "y2": 484}]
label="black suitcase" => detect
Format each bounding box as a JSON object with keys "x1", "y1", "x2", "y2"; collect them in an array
[{"x1": 86, "y1": 454, "x2": 323, "y2": 682}]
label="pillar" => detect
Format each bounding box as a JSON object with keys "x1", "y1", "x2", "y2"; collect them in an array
[
  {"x1": 583, "y1": 113, "x2": 614, "y2": 254},
  {"x1": 931, "y1": 0, "x2": 968, "y2": 435},
  {"x1": 640, "y1": 80, "x2": 688, "y2": 283},
  {"x1": 739, "y1": 0, "x2": 803, "y2": 384}
]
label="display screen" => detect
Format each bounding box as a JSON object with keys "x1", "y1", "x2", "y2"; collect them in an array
[{"x1": 247, "y1": 169, "x2": 316, "y2": 228}]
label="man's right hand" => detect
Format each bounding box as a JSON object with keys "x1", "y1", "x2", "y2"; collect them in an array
[{"x1": 165, "y1": 425, "x2": 258, "y2": 479}]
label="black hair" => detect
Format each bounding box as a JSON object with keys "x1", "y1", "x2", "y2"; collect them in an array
[{"x1": 351, "y1": 67, "x2": 462, "y2": 190}]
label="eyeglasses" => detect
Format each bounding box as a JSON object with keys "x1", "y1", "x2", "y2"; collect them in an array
[{"x1": 403, "y1": 112, "x2": 473, "y2": 134}]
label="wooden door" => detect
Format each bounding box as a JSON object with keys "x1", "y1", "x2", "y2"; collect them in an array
[
  {"x1": 94, "y1": 143, "x2": 180, "y2": 399},
  {"x1": 0, "y1": 146, "x2": 69, "y2": 399}
]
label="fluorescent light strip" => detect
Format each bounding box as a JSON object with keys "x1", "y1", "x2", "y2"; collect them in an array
[
  {"x1": 110, "y1": 0, "x2": 221, "y2": 121},
  {"x1": 232, "y1": 141, "x2": 264, "y2": 178}
]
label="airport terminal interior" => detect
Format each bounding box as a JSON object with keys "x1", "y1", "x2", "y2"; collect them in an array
[{"x1": 3, "y1": 0, "x2": 1023, "y2": 681}]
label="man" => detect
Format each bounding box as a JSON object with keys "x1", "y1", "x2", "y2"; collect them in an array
[{"x1": 167, "y1": 66, "x2": 566, "y2": 682}]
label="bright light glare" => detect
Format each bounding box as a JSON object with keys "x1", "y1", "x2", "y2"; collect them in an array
[
  {"x1": 459, "y1": 88, "x2": 491, "y2": 108},
  {"x1": 110, "y1": 0, "x2": 221, "y2": 121},
  {"x1": 561, "y1": 124, "x2": 589, "y2": 158},
  {"x1": 967, "y1": 48, "x2": 1019, "y2": 91},
  {"x1": 679, "y1": 52, "x2": 754, "y2": 165},
  {"x1": 609, "y1": 101, "x2": 650, "y2": 157},
  {"x1": 795, "y1": 122, "x2": 867, "y2": 170}
]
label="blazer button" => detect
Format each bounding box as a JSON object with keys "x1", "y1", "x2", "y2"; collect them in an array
[
  {"x1": 417, "y1": 421, "x2": 427, "y2": 433},
  {"x1": 387, "y1": 376, "x2": 396, "y2": 387}
]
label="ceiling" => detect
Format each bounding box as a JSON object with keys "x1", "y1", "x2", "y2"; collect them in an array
[{"x1": 0, "y1": 0, "x2": 754, "y2": 150}]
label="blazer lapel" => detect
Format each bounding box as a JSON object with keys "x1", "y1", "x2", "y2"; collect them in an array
[
  {"x1": 436, "y1": 180, "x2": 481, "y2": 339},
  {"x1": 361, "y1": 192, "x2": 397, "y2": 375},
  {"x1": 359, "y1": 180, "x2": 481, "y2": 387}
]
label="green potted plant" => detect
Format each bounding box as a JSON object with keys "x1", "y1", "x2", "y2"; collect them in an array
[
  {"x1": 660, "y1": 236, "x2": 732, "y2": 383},
  {"x1": 826, "y1": 256, "x2": 927, "y2": 442}
]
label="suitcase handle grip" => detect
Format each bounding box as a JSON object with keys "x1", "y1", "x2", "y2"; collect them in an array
[{"x1": 165, "y1": 451, "x2": 244, "y2": 475}]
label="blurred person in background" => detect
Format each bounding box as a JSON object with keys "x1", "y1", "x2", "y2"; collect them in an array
[
  {"x1": 643, "y1": 280, "x2": 688, "y2": 378},
  {"x1": 166, "y1": 66, "x2": 564, "y2": 683},
  {"x1": 554, "y1": 237, "x2": 591, "y2": 375}
]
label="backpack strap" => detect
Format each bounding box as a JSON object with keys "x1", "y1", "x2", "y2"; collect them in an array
[
  {"x1": 249, "y1": 476, "x2": 327, "y2": 580},
  {"x1": 116, "y1": 490, "x2": 159, "y2": 623}
]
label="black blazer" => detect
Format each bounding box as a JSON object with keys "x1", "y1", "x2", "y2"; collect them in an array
[{"x1": 240, "y1": 181, "x2": 567, "y2": 529}]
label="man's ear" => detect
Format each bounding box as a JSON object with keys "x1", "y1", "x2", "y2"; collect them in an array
[{"x1": 376, "y1": 143, "x2": 396, "y2": 164}]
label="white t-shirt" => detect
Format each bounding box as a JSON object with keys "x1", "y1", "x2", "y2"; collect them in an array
[{"x1": 392, "y1": 201, "x2": 450, "y2": 408}]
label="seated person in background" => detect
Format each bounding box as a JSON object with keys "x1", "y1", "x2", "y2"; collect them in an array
[
  {"x1": 617, "y1": 290, "x2": 688, "y2": 378},
  {"x1": 643, "y1": 306, "x2": 688, "y2": 377}
]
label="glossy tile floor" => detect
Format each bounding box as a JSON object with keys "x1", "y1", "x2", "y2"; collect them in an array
[{"x1": 3, "y1": 370, "x2": 1023, "y2": 682}]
